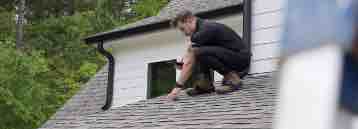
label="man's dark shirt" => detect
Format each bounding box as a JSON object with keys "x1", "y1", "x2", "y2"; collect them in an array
[{"x1": 190, "y1": 19, "x2": 251, "y2": 56}]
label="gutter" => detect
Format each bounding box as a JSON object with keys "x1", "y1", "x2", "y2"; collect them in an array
[
  {"x1": 84, "y1": 3, "x2": 244, "y2": 44},
  {"x1": 96, "y1": 42, "x2": 115, "y2": 110}
]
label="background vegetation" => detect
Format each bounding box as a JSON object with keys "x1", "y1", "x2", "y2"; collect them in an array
[{"x1": 0, "y1": 0, "x2": 168, "y2": 129}]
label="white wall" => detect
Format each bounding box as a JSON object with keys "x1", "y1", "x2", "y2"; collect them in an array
[
  {"x1": 251, "y1": 0, "x2": 284, "y2": 73},
  {"x1": 214, "y1": 0, "x2": 284, "y2": 80},
  {"x1": 107, "y1": 28, "x2": 187, "y2": 107},
  {"x1": 105, "y1": 0, "x2": 285, "y2": 107}
]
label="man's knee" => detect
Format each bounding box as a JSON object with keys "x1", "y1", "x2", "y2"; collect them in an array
[
  {"x1": 192, "y1": 47, "x2": 207, "y2": 63},
  {"x1": 192, "y1": 47, "x2": 216, "y2": 59}
]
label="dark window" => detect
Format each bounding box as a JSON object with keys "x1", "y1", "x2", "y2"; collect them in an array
[
  {"x1": 147, "y1": 60, "x2": 176, "y2": 99},
  {"x1": 147, "y1": 60, "x2": 213, "y2": 99}
]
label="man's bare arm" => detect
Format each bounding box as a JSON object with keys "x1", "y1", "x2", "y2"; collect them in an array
[
  {"x1": 167, "y1": 47, "x2": 197, "y2": 100},
  {"x1": 177, "y1": 47, "x2": 196, "y2": 85}
]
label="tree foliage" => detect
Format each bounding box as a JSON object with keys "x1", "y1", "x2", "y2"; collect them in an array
[
  {"x1": 0, "y1": 8, "x2": 15, "y2": 41},
  {"x1": 132, "y1": 0, "x2": 168, "y2": 19},
  {"x1": 0, "y1": 42, "x2": 54, "y2": 129},
  {"x1": 0, "y1": 0, "x2": 169, "y2": 129}
]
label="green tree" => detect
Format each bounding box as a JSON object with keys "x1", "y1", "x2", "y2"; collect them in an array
[
  {"x1": 0, "y1": 0, "x2": 14, "y2": 11},
  {"x1": 0, "y1": 0, "x2": 170, "y2": 129},
  {"x1": 131, "y1": 0, "x2": 168, "y2": 20},
  {"x1": 26, "y1": 13, "x2": 106, "y2": 96},
  {"x1": 0, "y1": 41, "x2": 56, "y2": 129},
  {"x1": 0, "y1": 8, "x2": 16, "y2": 41}
]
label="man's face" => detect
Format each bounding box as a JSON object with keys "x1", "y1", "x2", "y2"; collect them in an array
[{"x1": 177, "y1": 18, "x2": 196, "y2": 36}]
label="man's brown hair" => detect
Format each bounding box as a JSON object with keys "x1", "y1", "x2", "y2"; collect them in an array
[{"x1": 170, "y1": 10, "x2": 195, "y2": 27}]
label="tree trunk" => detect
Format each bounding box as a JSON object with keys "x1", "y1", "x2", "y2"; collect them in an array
[
  {"x1": 63, "y1": 0, "x2": 74, "y2": 16},
  {"x1": 15, "y1": 0, "x2": 26, "y2": 50}
]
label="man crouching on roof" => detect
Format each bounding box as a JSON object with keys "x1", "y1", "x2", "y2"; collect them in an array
[{"x1": 167, "y1": 10, "x2": 251, "y2": 100}]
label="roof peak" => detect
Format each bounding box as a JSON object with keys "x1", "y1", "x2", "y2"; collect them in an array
[
  {"x1": 84, "y1": 0, "x2": 243, "y2": 43},
  {"x1": 158, "y1": 0, "x2": 243, "y2": 19}
]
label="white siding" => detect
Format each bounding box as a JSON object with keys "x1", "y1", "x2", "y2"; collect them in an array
[
  {"x1": 215, "y1": 0, "x2": 284, "y2": 80},
  {"x1": 108, "y1": 28, "x2": 187, "y2": 107},
  {"x1": 251, "y1": 0, "x2": 284, "y2": 74},
  {"x1": 107, "y1": 0, "x2": 285, "y2": 107}
]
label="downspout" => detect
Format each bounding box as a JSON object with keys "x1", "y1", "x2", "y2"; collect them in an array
[
  {"x1": 242, "y1": 0, "x2": 252, "y2": 76},
  {"x1": 243, "y1": 0, "x2": 252, "y2": 48},
  {"x1": 96, "y1": 41, "x2": 115, "y2": 111}
]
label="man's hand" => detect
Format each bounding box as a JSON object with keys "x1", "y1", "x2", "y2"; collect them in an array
[
  {"x1": 175, "y1": 56, "x2": 184, "y2": 70},
  {"x1": 167, "y1": 87, "x2": 182, "y2": 101},
  {"x1": 167, "y1": 37, "x2": 194, "y2": 101}
]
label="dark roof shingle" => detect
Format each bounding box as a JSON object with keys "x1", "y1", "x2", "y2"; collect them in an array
[
  {"x1": 40, "y1": 73, "x2": 277, "y2": 129},
  {"x1": 39, "y1": 65, "x2": 108, "y2": 129}
]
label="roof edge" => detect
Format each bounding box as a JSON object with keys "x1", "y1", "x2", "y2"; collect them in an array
[{"x1": 84, "y1": 3, "x2": 244, "y2": 44}]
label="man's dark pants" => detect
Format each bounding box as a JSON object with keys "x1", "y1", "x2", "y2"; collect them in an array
[
  {"x1": 184, "y1": 46, "x2": 250, "y2": 94},
  {"x1": 194, "y1": 46, "x2": 251, "y2": 79}
]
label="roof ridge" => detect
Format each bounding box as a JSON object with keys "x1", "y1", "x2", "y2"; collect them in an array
[{"x1": 84, "y1": 0, "x2": 243, "y2": 43}]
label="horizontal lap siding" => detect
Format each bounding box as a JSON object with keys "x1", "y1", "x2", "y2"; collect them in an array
[
  {"x1": 215, "y1": 0, "x2": 284, "y2": 81},
  {"x1": 111, "y1": 30, "x2": 187, "y2": 107},
  {"x1": 250, "y1": 0, "x2": 284, "y2": 74},
  {"x1": 110, "y1": 0, "x2": 286, "y2": 106}
]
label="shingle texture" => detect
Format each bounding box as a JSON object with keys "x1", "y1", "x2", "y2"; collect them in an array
[
  {"x1": 88, "y1": 0, "x2": 243, "y2": 39},
  {"x1": 40, "y1": 73, "x2": 277, "y2": 129},
  {"x1": 39, "y1": 65, "x2": 108, "y2": 129}
]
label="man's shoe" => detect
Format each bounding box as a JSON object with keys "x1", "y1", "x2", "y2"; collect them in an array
[
  {"x1": 186, "y1": 78, "x2": 215, "y2": 96},
  {"x1": 186, "y1": 86, "x2": 215, "y2": 96},
  {"x1": 216, "y1": 81, "x2": 242, "y2": 94}
]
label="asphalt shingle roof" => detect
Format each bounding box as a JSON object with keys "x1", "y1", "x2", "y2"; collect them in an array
[
  {"x1": 40, "y1": 73, "x2": 277, "y2": 129},
  {"x1": 39, "y1": 65, "x2": 108, "y2": 129}
]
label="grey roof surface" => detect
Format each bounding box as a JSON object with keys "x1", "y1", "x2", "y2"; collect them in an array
[
  {"x1": 86, "y1": 0, "x2": 243, "y2": 40},
  {"x1": 39, "y1": 65, "x2": 108, "y2": 129},
  {"x1": 40, "y1": 73, "x2": 277, "y2": 129}
]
